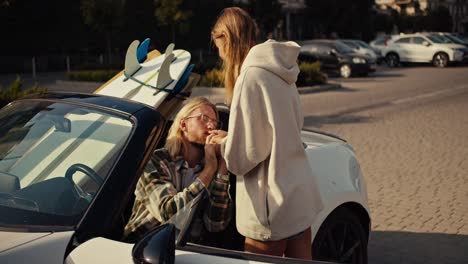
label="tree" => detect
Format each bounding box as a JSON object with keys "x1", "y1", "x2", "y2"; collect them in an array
[
  {"x1": 81, "y1": 0, "x2": 126, "y2": 64},
  {"x1": 304, "y1": 0, "x2": 373, "y2": 40},
  {"x1": 154, "y1": 0, "x2": 192, "y2": 43},
  {"x1": 1, "y1": 0, "x2": 15, "y2": 7},
  {"x1": 427, "y1": 6, "x2": 452, "y2": 32},
  {"x1": 249, "y1": 0, "x2": 282, "y2": 39}
]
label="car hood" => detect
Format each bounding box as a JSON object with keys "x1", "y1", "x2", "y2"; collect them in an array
[
  {"x1": 0, "y1": 231, "x2": 51, "y2": 253},
  {"x1": 301, "y1": 129, "x2": 346, "y2": 146}
]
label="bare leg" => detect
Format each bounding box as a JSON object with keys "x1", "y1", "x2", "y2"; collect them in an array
[
  {"x1": 244, "y1": 237, "x2": 287, "y2": 257},
  {"x1": 284, "y1": 228, "x2": 312, "y2": 260}
]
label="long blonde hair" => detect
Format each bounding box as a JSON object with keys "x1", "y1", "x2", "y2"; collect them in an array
[
  {"x1": 164, "y1": 97, "x2": 217, "y2": 158},
  {"x1": 211, "y1": 7, "x2": 257, "y2": 105}
]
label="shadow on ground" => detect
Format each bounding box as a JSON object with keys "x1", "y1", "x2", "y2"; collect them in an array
[{"x1": 369, "y1": 231, "x2": 468, "y2": 264}]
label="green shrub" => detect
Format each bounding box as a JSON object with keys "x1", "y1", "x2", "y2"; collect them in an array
[
  {"x1": 0, "y1": 76, "x2": 47, "y2": 108},
  {"x1": 297, "y1": 62, "x2": 328, "y2": 86},
  {"x1": 199, "y1": 68, "x2": 224, "y2": 87},
  {"x1": 67, "y1": 70, "x2": 119, "y2": 82}
]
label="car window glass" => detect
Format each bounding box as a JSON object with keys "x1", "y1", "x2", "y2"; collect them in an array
[
  {"x1": 374, "y1": 39, "x2": 385, "y2": 45},
  {"x1": 333, "y1": 42, "x2": 354, "y2": 53},
  {"x1": 426, "y1": 34, "x2": 450, "y2": 44},
  {"x1": 357, "y1": 40, "x2": 371, "y2": 49},
  {"x1": 317, "y1": 44, "x2": 329, "y2": 54},
  {"x1": 303, "y1": 45, "x2": 319, "y2": 53},
  {"x1": 0, "y1": 100, "x2": 134, "y2": 227},
  {"x1": 412, "y1": 37, "x2": 426, "y2": 45},
  {"x1": 395, "y1": 37, "x2": 410, "y2": 44}
]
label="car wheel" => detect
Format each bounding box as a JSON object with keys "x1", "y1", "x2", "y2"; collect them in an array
[
  {"x1": 312, "y1": 207, "x2": 368, "y2": 264},
  {"x1": 386, "y1": 53, "x2": 399, "y2": 67},
  {"x1": 433, "y1": 52, "x2": 449, "y2": 68},
  {"x1": 339, "y1": 64, "x2": 352, "y2": 78}
]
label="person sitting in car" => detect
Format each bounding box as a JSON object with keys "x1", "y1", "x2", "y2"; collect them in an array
[{"x1": 123, "y1": 97, "x2": 232, "y2": 243}]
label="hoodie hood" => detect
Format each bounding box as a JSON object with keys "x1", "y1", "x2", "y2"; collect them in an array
[{"x1": 241, "y1": 40, "x2": 300, "y2": 85}]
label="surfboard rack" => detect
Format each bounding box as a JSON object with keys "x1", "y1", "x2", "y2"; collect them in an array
[{"x1": 123, "y1": 40, "x2": 142, "y2": 81}]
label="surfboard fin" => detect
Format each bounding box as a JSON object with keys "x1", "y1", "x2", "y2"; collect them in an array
[
  {"x1": 156, "y1": 43, "x2": 176, "y2": 89},
  {"x1": 124, "y1": 40, "x2": 142, "y2": 81},
  {"x1": 137, "y1": 38, "x2": 151, "y2": 63}
]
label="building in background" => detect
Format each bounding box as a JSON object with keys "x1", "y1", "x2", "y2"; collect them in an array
[{"x1": 375, "y1": 0, "x2": 468, "y2": 33}]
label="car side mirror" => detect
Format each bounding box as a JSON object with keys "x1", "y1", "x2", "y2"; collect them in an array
[
  {"x1": 132, "y1": 223, "x2": 176, "y2": 264},
  {"x1": 422, "y1": 41, "x2": 431, "y2": 47},
  {"x1": 328, "y1": 50, "x2": 337, "y2": 56}
]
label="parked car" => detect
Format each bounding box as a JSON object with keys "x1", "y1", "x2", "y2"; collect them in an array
[
  {"x1": 369, "y1": 35, "x2": 394, "y2": 54},
  {"x1": 0, "y1": 73, "x2": 370, "y2": 264},
  {"x1": 299, "y1": 40, "x2": 376, "y2": 78},
  {"x1": 427, "y1": 32, "x2": 468, "y2": 48},
  {"x1": 382, "y1": 33, "x2": 468, "y2": 67},
  {"x1": 340, "y1": 39, "x2": 385, "y2": 64}
]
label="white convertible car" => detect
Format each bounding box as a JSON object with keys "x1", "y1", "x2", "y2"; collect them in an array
[{"x1": 0, "y1": 72, "x2": 370, "y2": 264}]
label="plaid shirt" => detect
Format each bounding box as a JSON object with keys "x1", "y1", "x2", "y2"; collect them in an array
[{"x1": 123, "y1": 148, "x2": 232, "y2": 242}]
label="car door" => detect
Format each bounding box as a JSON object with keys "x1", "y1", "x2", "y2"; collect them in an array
[
  {"x1": 391, "y1": 37, "x2": 412, "y2": 61},
  {"x1": 410, "y1": 37, "x2": 434, "y2": 62},
  {"x1": 318, "y1": 44, "x2": 339, "y2": 70}
]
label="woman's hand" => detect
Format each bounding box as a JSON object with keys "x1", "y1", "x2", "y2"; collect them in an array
[
  {"x1": 207, "y1": 130, "x2": 227, "y2": 156},
  {"x1": 208, "y1": 129, "x2": 227, "y2": 144}
]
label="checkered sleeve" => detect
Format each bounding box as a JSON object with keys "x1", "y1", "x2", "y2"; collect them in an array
[
  {"x1": 145, "y1": 159, "x2": 206, "y2": 223},
  {"x1": 203, "y1": 173, "x2": 232, "y2": 232},
  {"x1": 124, "y1": 155, "x2": 206, "y2": 240}
]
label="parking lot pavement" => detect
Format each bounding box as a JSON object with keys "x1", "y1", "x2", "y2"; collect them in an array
[{"x1": 319, "y1": 89, "x2": 468, "y2": 264}]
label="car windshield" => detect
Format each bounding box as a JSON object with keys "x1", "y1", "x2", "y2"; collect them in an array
[
  {"x1": 426, "y1": 34, "x2": 451, "y2": 44},
  {"x1": 342, "y1": 40, "x2": 359, "y2": 49},
  {"x1": 333, "y1": 41, "x2": 354, "y2": 53},
  {"x1": 0, "y1": 100, "x2": 133, "y2": 229},
  {"x1": 356, "y1": 40, "x2": 372, "y2": 49}
]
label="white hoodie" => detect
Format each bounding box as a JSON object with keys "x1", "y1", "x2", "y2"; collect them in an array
[{"x1": 221, "y1": 40, "x2": 324, "y2": 241}]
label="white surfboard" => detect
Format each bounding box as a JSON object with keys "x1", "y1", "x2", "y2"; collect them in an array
[{"x1": 96, "y1": 40, "x2": 191, "y2": 109}]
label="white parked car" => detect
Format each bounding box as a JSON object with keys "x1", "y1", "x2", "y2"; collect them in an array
[
  {"x1": 382, "y1": 33, "x2": 468, "y2": 67},
  {"x1": 0, "y1": 76, "x2": 370, "y2": 263}
]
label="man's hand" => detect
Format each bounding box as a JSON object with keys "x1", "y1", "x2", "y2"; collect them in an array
[{"x1": 199, "y1": 138, "x2": 218, "y2": 187}]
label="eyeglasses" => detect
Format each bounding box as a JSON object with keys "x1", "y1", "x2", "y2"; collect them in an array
[{"x1": 185, "y1": 113, "x2": 222, "y2": 129}]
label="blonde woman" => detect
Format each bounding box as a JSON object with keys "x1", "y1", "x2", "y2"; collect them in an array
[
  {"x1": 208, "y1": 7, "x2": 323, "y2": 259},
  {"x1": 124, "y1": 97, "x2": 231, "y2": 242}
]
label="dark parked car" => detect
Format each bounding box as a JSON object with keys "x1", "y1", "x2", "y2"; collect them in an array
[{"x1": 299, "y1": 40, "x2": 376, "y2": 78}]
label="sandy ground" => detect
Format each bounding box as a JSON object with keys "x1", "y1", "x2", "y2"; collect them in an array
[{"x1": 320, "y1": 91, "x2": 468, "y2": 264}]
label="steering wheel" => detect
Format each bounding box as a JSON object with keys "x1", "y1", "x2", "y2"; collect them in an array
[{"x1": 65, "y1": 163, "x2": 103, "y2": 185}]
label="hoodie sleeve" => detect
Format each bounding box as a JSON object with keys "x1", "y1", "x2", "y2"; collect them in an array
[{"x1": 221, "y1": 68, "x2": 273, "y2": 176}]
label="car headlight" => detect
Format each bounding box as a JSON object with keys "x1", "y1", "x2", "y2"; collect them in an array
[
  {"x1": 453, "y1": 50, "x2": 463, "y2": 56},
  {"x1": 352, "y1": 57, "x2": 366, "y2": 64}
]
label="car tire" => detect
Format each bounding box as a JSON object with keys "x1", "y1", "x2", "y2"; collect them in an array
[
  {"x1": 386, "y1": 53, "x2": 399, "y2": 67},
  {"x1": 312, "y1": 207, "x2": 368, "y2": 264},
  {"x1": 339, "y1": 64, "x2": 352, "y2": 78},
  {"x1": 433, "y1": 52, "x2": 449, "y2": 68}
]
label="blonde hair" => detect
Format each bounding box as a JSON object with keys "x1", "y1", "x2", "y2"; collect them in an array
[
  {"x1": 164, "y1": 97, "x2": 217, "y2": 158},
  {"x1": 211, "y1": 7, "x2": 257, "y2": 105}
]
